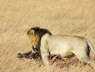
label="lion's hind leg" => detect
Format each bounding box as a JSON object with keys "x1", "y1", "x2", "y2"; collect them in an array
[{"x1": 74, "y1": 50, "x2": 90, "y2": 64}]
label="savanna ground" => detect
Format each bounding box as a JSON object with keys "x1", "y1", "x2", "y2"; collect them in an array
[{"x1": 0, "y1": 0, "x2": 95, "y2": 72}]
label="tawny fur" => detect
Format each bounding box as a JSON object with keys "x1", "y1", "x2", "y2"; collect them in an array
[{"x1": 40, "y1": 33, "x2": 95, "y2": 66}]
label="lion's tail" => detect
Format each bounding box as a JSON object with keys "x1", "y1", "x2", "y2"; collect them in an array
[{"x1": 87, "y1": 40, "x2": 95, "y2": 55}]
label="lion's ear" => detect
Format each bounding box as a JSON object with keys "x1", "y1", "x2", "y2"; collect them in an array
[
  {"x1": 30, "y1": 30, "x2": 35, "y2": 34},
  {"x1": 27, "y1": 29, "x2": 35, "y2": 35}
]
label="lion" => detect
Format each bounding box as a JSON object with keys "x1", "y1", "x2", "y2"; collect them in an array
[
  {"x1": 17, "y1": 27, "x2": 95, "y2": 67},
  {"x1": 40, "y1": 33, "x2": 95, "y2": 66},
  {"x1": 17, "y1": 27, "x2": 52, "y2": 59}
]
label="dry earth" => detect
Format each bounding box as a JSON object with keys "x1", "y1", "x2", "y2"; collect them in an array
[{"x1": 0, "y1": 0, "x2": 95, "y2": 72}]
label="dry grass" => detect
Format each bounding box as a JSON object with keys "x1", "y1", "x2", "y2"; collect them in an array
[{"x1": 0, "y1": 0, "x2": 95, "y2": 72}]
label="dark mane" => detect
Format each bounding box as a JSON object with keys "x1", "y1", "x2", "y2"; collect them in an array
[{"x1": 27, "y1": 27, "x2": 52, "y2": 38}]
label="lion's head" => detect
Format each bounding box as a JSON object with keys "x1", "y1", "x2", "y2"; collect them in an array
[
  {"x1": 17, "y1": 27, "x2": 52, "y2": 59},
  {"x1": 27, "y1": 27, "x2": 52, "y2": 54}
]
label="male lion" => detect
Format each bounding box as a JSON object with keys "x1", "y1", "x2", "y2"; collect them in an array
[
  {"x1": 17, "y1": 27, "x2": 95, "y2": 67},
  {"x1": 40, "y1": 33, "x2": 95, "y2": 66},
  {"x1": 17, "y1": 27, "x2": 52, "y2": 59}
]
